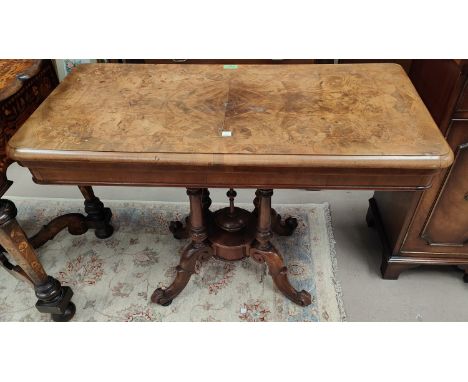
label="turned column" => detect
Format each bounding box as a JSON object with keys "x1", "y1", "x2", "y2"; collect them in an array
[
  {"x1": 251, "y1": 189, "x2": 312, "y2": 306},
  {"x1": 0, "y1": 199, "x2": 75, "y2": 321},
  {"x1": 253, "y1": 189, "x2": 298, "y2": 236},
  {"x1": 151, "y1": 188, "x2": 212, "y2": 306},
  {"x1": 78, "y1": 185, "x2": 113, "y2": 239},
  {"x1": 187, "y1": 188, "x2": 209, "y2": 246},
  {"x1": 169, "y1": 188, "x2": 212, "y2": 240},
  {"x1": 255, "y1": 189, "x2": 274, "y2": 250}
]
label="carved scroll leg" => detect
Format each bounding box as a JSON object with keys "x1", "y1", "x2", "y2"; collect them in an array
[
  {"x1": 78, "y1": 186, "x2": 114, "y2": 239},
  {"x1": 153, "y1": 188, "x2": 212, "y2": 305},
  {"x1": 252, "y1": 190, "x2": 298, "y2": 236},
  {"x1": 169, "y1": 216, "x2": 190, "y2": 240},
  {"x1": 151, "y1": 242, "x2": 212, "y2": 305},
  {"x1": 252, "y1": 189, "x2": 311, "y2": 306},
  {"x1": 0, "y1": 199, "x2": 75, "y2": 321},
  {"x1": 169, "y1": 188, "x2": 211, "y2": 240},
  {"x1": 251, "y1": 245, "x2": 311, "y2": 306},
  {"x1": 271, "y1": 210, "x2": 298, "y2": 236}
]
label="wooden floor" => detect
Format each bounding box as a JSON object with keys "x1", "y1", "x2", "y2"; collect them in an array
[{"x1": 5, "y1": 163, "x2": 468, "y2": 321}]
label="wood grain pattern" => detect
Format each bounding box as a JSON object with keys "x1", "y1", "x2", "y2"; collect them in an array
[
  {"x1": 0, "y1": 60, "x2": 42, "y2": 101},
  {"x1": 420, "y1": 120, "x2": 468, "y2": 246},
  {"x1": 409, "y1": 59, "x2": 465, "y2": 133},
  {"x1": 8, "y1": 63, "x2": 452, "y2": 170},
  {"x1": 398, "y1": 62, "x2": 468, "y2": 256},
  {"x1": 369, "y1": 59, "x2": 468, "y2": 281},
  {"x1": 0, "y1": 59, "x2": 59, "y2": 196},
  {"x1": 151, "y1": 187, "x2": 311, "y2": 307},
  {"x1": 24, "y1": 160, "x2": 436, "y2": 190}
]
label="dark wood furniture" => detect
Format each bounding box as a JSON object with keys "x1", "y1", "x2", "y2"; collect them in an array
[
  {"x1": 0, "y1": 60, "x2": 114, "y2": 321},
  {"x1": 124, "y1": 59, "x2": 316, "y2": 65},
  {"x1": 338, "y1": 59, "x2": 413, "y2": 74},
  {"x1": 0, "y1": 59, "x2": 59, "y2": 195},
  {"x1": 367, "y1": 59, "x2": 468, "y2": 280},
  {"x1": 4, "y1": 63, "x2": 452, "y2": 320}
]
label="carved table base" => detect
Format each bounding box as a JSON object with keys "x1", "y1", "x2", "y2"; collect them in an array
[
  {"x1": 0, "y1": 186, "x2": 113, "y2": 321},
  {"x1": 152, "y1": 188, "x2": 311, "y2": 307}
]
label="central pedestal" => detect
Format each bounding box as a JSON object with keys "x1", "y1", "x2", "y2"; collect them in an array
[
  {"x1": 210, "y1": 206, "x2": 256, "y2": 261},
  {"x1": 151, "y1": 188, "x2": 312, "y2": 307}
]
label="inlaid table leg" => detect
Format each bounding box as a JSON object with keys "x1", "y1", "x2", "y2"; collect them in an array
[
  {"x1": 78, "y1": 186, "x2": 114, "y2": 239},
  {"x1": 152, "y1": 188, "x2": 213, "y2": 305},
  {"x1": 0, "y1": 199, "x2": 75, "y2": 321},
  {"x1": 169, "y1": 188, "x2": 212, "y2": 240},
  {"x1": 253, "y1": 190, "x2": 298, "y2": 236},
  {"x1": 250, "y1": 189, "x2": 311, "y2": 306}
]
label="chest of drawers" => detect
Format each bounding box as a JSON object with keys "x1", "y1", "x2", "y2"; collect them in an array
[{"x1": 368, "y1": 59, "x2": 468, "y2": 280}]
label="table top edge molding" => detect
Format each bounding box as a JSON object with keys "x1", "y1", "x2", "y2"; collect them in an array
[{"x1": 7, "y1": 146, "x2": 453, "y2": 170}]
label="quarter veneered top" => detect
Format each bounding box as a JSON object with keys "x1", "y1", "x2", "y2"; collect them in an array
[{"x1": 8, "y1": 63, "x2": 453, "y2": 169}]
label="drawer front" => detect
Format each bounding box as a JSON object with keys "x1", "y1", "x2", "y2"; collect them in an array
[{"x1": 421, "y1": 120, "x2": 468, "y2": 246}]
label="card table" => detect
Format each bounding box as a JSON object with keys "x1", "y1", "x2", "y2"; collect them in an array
[{"x1": 1, "y1": 63, "x2": 452, "y2": 321}]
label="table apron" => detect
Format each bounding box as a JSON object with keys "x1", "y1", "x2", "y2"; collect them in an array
[{"x1": 22, "y1": 162, "x2": 436, "y2": 191}]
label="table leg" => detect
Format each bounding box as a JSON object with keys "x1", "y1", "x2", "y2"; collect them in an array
[
  {"x1": 78, "y1": 186, "x2": 114, "y2": 239},
  {"x1": 169, "y1": 188, "x2": 212, "y2": 239},
  {"x1": 250, "y1": 189, "x2": 311, "y2": 306},
  {"x1": 152, "y1": 188, "x2": 212, "y2": 305},
  {"x1": 3, "y1": 187, "x2": 113, "y2": 250},
  {"x1": 0, "y1": 199, "x2": 75, "y2": 321},
  {"x1": 253, "y1": 190, "x2": 298, "y2": 236}
]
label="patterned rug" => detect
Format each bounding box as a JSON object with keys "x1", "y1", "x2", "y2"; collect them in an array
[{"x1": 0, "y1": 198, "x2": 345, "y2": 322}]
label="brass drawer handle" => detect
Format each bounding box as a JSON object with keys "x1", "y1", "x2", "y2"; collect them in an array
[{"x1": 172, "y1": 59, "x2": 188, "y2": 63}]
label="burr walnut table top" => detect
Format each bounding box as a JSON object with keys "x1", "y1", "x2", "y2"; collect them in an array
[{"x1": 7, "y1": 63, "x2": 453, "y2": 190}]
